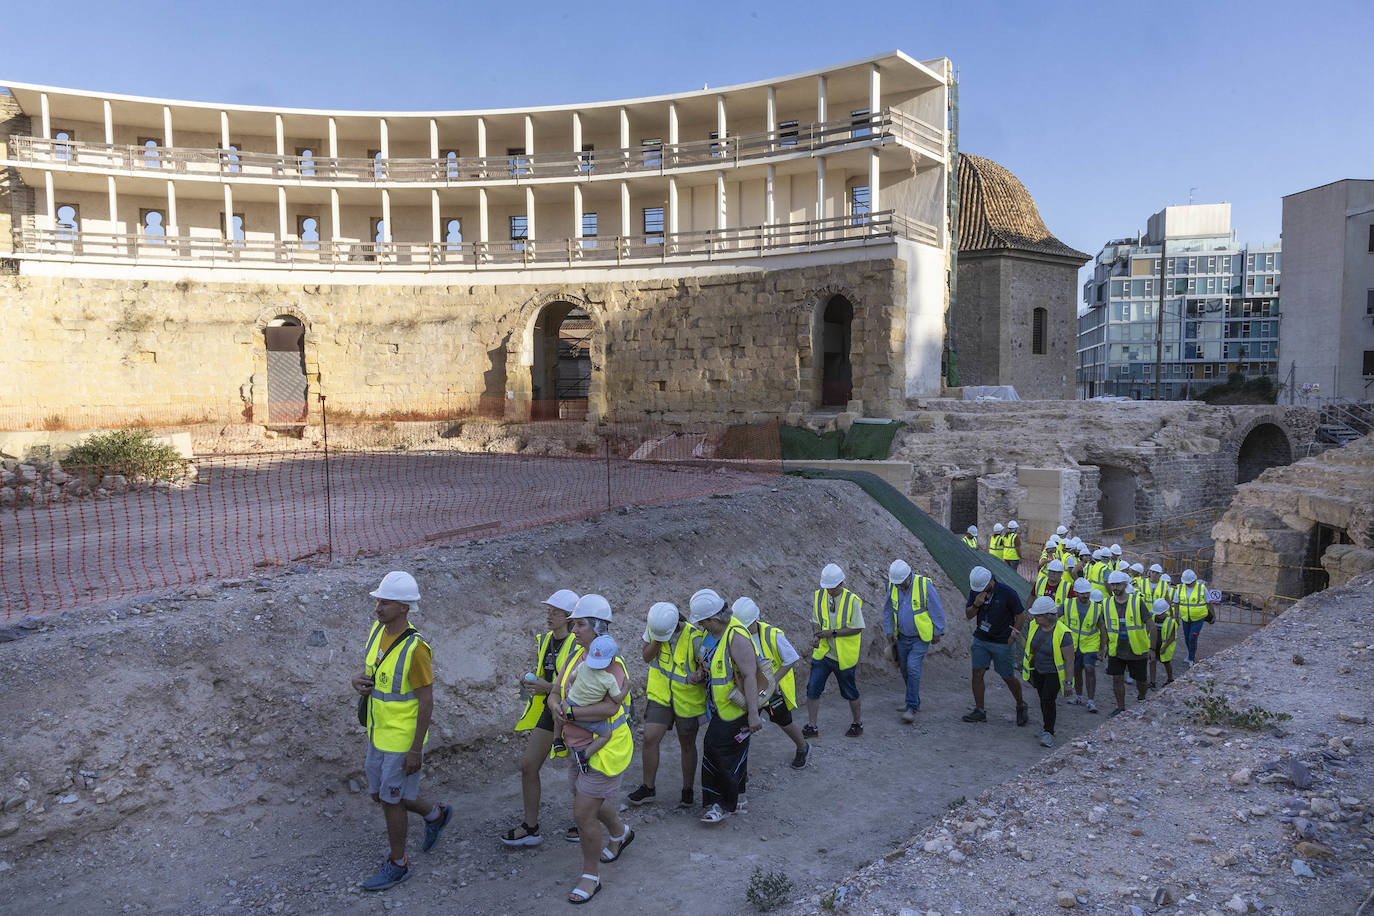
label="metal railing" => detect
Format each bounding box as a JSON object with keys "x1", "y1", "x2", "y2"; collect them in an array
[
  {"x1": 7, "y1": 109, "x2": 944, "y2": 185},
  {"x1": 15, "y1": 209, "x2": 936, "y2": 271}
]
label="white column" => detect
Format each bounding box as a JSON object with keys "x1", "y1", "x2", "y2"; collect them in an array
[
  {"x1": 619, "y1": 107, "x2": 629, "y2": 163},
  {"x1": 380, "y1": 189, "x2": 391, "y2": 242},
  {"x1": 667, "y1": 177, "x2": 679, "y2": 234},
  {"x1": 220, "y1": 110, "x2": 230, "y2": 150},
  {"x1": 667, "y1": 102, "x2": 679, "y2": 161},
  {"x1": 716, "y1": 170, "x2": 726, "y2": 230},
  {"x1": 379, "y1": 118, "x2": 389, "y2": 158},
  {"x1": 572, "y1": 185, "x2": 583, "y2": 239},
  {"x1": 620, "y1": 181, "x2": 630, "y2": 237},
  {"x1": 430, "y1": 190, "x2": 441, "y2": 244},
  {"x1": 869, "y1": 64, "x2": 882, "y2": 122},
  {"x1": 103, "y1": 100, "x2": 114, "y2": 145},
  {"x1": 39, "y1": 93, "x2": 50, "y2": 139},
  {"x1": 571, "y1": 112, "x2": 582, "y2": 163},
  {"x1": 476, "y1": 117, "x2": 486, "y2": 158},
  {"x1": 429, "y1": 119, "x2": 439, "y2": 159},
  {"x1": 330, "y1": 188, "x2": 340, "y2": 240},
  {"x1": 817, "y1": 75, "x2": 828, "y2": 123},
  {"x1": 869, "y1": 64, "x2": 882, "y2": 217},
  {"x1": 524, "y1": 114, "x2": 534, "y2": 159},
  {"x1": 478, "y1": 188, "x2": 489, "y2": 243},
  {"x1": 816, "y1": 76, "x2": 828, "y2": 224},
  {"x1": 765, "y1": 87, "x2": 777, "y2": 148},
  {"x1": 278, "y1": 187, "x2": 288, "y2": 240},
  {"x1": 163, "y1": 106, "x2": 174, "y2": 148},
  {"x1": 166, "y1": 180, "x2": 177, "y2": 234},
  {"x1": 108, "y1": 177, "x2": 119, "y2": 232},
  {"x1": 327, "y1": 118, "x2": 338, "y2": 158},
  {"x1": 525, "y1": 186, "x2": 536, "y2": 242},
  {"x1": 44, "y1": 174, "x2": 54, "y2": 228},
  {"x1": 716, "y1": 95, "x2": 727, "y2": 156},
  {"x1": 275, "y1": 114, "x2": 285, "y2": 157},
  {"x1": 223, "y1": 185, "x2": 232, "y2": 239},
  {"x1": 765, "y1": 164, "x2": 776, "y2": 226}
]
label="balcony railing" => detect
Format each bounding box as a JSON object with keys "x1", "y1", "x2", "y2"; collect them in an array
[
  {"x1": 7, "y1": 109, "x2": 944, "y2": 184},
  {"x1": 14, "y1": 210, "x2": 937, "y2": 271}
]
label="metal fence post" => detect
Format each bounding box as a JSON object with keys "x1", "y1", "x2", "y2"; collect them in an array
[
  {"x1": 604, "y1": 436, "x2": 613, "y2": 511},
  {"x1": 321, "y1": 394, "x2": 334, "y2": 560}
]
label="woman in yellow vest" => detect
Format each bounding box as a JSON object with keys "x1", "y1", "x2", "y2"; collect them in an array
[
  {"x1": 553, "y1": 594, "x2": 635, "y2": 904},
  {"x1": 1149, "y1": 598, "x2": 1178, "y2": 688},
  {"x1": 1103, "y1": 571, "x2": 1154, "y2": 716},
  {"x1": 1003, "y1": 520, "x2": 1022, "y2": 568},
  {"x1": 804, "y1": 563, "x2": 865, "y2": 738},
  {"x1": 501, "y1": 589, "x2": 581, "y2": 848},
  {"x1": 1018, "y1": 596, "x2": 1074, "y2": 748},
  {"x1": 990, "y1": 523, "x2": 1006, "y2": 559},
  {"x1": 625, "y1": 601, "x2": 706, "y2": 809},
  {"x1": 732, "y1": 596, "x2": 811, "y2": 769},
  {"x1": 1175, "y1": 569, "x2": 1215, "y2": 667}
]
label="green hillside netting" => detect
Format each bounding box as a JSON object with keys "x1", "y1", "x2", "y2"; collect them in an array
[
  {"x1": 839, "y1": 420, "x2": 904, "y2": 460},
  {"x1": 779, "y1": 425, "x2": 844, "y2": 460},
  {"x1": 790, "y1": 467, "x2": 1032, "y2": 604},
  {"x1": 780, "y1": 422, "x2": 903, "y2": 461}
]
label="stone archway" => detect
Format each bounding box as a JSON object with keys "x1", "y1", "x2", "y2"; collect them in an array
[
  {"x1": 249, "y1": 306, "x2": 314, "y2": 425},
  {"x1": 510, "y1": 292, "x2": 606, "y2": 422},
  {"x1": 820, "y1": 295, "x2": 854, "y2": 407},
  {"x1": 1237, "y1": 422, "x2": 1293, "y2": 484}
]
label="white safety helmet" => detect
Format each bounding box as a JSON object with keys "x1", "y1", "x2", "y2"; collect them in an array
[
  {"x1": 1181, "y1": 569, "x2": 1198, "y2": 585},
  {"x1": 1046, "y1": 534, "x2": 1060, "y2": 547},
  {"x1": 1008, "y1": 521, "x2": 1019, "y2": 531},
  {"x1": 819, "y1": 564, "x2": 845, "y2": 589},
  {"x1": 967, "y1": 525, "x2": 979, "y2": 537},
  {"x1": 1152, "y1": 598, "x2": 1171, "y2": 617},
  {"x1": 1029, "y1": 596, "x2": 1058, "y2": 617},
  {"x1": 1130, "y1": 563, "x2": 1145, "y2": 575},
  {"x1": 1055, "y1": 525, "x2": 1068, "y2": 537},
  {"x1": 688, "y1": 588, "x2": 726, "y2": 624},
  {"x1": 1118, "y1": 560, "x2": 1130, "y2": 571},
  {"x1": 1149, "y1": 564, "x2": 1164, "y2": 574},
  {"x1": 993, "y1": 523, "x2": 1005, "y2": 534},
  {"x1": 1161, "y1": 573, "x2": 1173, "y2": 585},
  {"x1": 888, "y1": 559, "x2": 912, "y2": 585},
  {"x1": 1090, "y1": 588, "x2": 1104, "y2": 602},
  {"x1": 1095, "y1": 548, "x2": 1112, "y2": 561},
  {"x1": 969, "y1": 566, "x2": 992, "y2": 592},
  {"x1": 1107, "y1": 570, "x2": 1131, "y2": 586},
  {"x1": 544, "y1": 589, "x2": 581, "y2": 615},
  {"x1": 371, "y1": 570, "x2": 421, "y2": 602},
  {"x1": 1111, "y1": 544, "x2": 1123, "y2": 557},
  {"x1": 730, "y1": 596, "x2": 760, "y2": 628},
  {"x1": 571, "y1": 593, "x2": 613, "y2": 622},
  {"x1": 644, "y1": 602, "x2": 680, "y2": 642},
  {"x1": 1073, "y1": 577, "x2": 1092, "y2": 595},
  {"x1": 1047, "y1": 559, "x2": 1065, "y2": 573},
  {"x1": 1064, "y1": 556, "x2": 1078, "y2": 569}
]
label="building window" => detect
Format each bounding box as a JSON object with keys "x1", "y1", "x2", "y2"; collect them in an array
[
  {"x1": 581, "y1": 212, "x2": 597, "y2": 248},
  {"x1": 297, "y1": 148, "x2": 316, "y2": 177},
  {"x1": 1368, "y1": 225, "x2": 1374, "y2": 252},
  {"x1": 641, "y1": 138, "x2": 662, "y2": 168},
  {"x1": 709, "y1": 131, "x2": 725, "y2": 157},
  {"x1": 297, "y1": 215, "x2": 320, "y2": 250},
  {"x1": 643, "y1": 207, "x2": 664, "y2": 243},
  {"x1": 443, "y1": 217, "x2": 462, "y2": 250},
  {"x1": 53, "y1": 128, "x2": 74, "y2": 161},
  {"x1": 1367, "y1": 289, "x2": 1374, "y2": 316},
  {"x1": 221, "y1": 212, "x2": 245, "y2": 245},
  {"x1": 55, "y1": 203, "x2": 78, "y2": 241},
  {"x1": 779, "y1": 120, "x2": 799, "y2": 147},
  {"x1": 849, "y1": 186, "x2": 871, "y2": 223},
  {"x1": 445, "y1": 150, "x2": 459, "y2": 180},
  {"x1": 1365, "y1": 351, "x2": 1374, "y2": 376},
  {"x1": 580, "y1": 144, "x2": 594, "y2": 173},
  {"x1": 850, "y1": 109, "x2": 872, "y2": 138},
  {"x1": 507, "y1": 147, "x2": 528, "y2": 177},
  {"x1": 1032, "y1": 308, "x2": 1048, "y2": 355},
  {"x1": 139, "y1": 138, "x2": 160, "y2": 168},
  {"x1": 139, "y1": 208, "x2": 165, "y2": 242},
  {"x1": 510, "y1": 215, "x2": 527, "y2": 251},
  {"x1": 222, "y1": 144, "x2": 241, "y2": 174}
]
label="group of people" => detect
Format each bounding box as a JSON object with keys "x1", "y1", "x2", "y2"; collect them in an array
[{"x1": 348, "y1": 520, "x2": 1218, "y2": 902}]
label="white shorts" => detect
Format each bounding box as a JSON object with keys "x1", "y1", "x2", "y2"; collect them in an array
[{"x1": 365, "y1": 744, "x2": 421, "y2": 805}]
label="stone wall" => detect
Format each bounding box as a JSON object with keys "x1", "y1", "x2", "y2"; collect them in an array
[{"x1": 0, "y1": 260, "x2": 911, "y2": 426}]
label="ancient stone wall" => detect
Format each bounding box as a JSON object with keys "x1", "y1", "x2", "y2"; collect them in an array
[{"x1": 0, "y1": 259, "x2": 908, "y2": 426}]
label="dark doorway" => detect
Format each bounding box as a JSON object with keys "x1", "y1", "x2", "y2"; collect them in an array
[
  {"x1": 820, "y1": 295, "x2": 853, "y2": 407},
  {"x1": 264, "y1": 317, "x2": 307, "y2": 425},
  {"x1": 532, "y1": 303, "x2": 593, "y2": 420},
  {"x1": 1302, "y1": 523, "x2": 1349, "y2": 596},
  {"x1": 1237, "y1": 423, "x2": 1292, "y2": 484},
  {"x1": 949, "y1": 476, "x2": 978, "y2": 533},
  {"x1": 1095, "y1": 465, "x2": 1137, "y2": 530}
]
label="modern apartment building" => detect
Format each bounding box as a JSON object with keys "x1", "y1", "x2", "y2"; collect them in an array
[
  {"x1": 0, "y1": 52, "x2": 952, "y2": 426},
  {"x1": 1077, "y1": 204, "x2": 1280, "y2": 400},
  {"x1": 1278, "y1": 179, "x2": 1374, "y2": 402}
]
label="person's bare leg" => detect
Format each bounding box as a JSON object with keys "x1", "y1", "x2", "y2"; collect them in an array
[
  {"x1": 571, "y1": 793, "x2": 603, "y2": 902},
  {"x1": 806, "y1": 696, "x2": 820, "y2": 729},
  {"x1": 780, "y1": 719, "x2": 806, "y2": 750},
  {"x1": 382, "y1": 799, "x2": 408, "y2": 863},
  {"x1": 1164, "y1": 661, "x2": 1174, "y2": 682},
  {"x1": 847, "y1": 698, "x2": 862, "y2": 725},
  {"x1": 1113, "y1": 674, "x2": 1126, "y2": 709},
  {"x1": 1150, "y1": 657, "x2": 1158, "y2": 686},
  {"x1": 1073, "y1": 666, "x2": 1084, "y2": 699},
  {"x1": 639, "y1": 722, "x2": 667, "y2": 789},
  {"x1": 596, "y1": 797, "x2": 626, "y2": 847},
  {"x1": 1003, "y1": 676, "x2": 1025, "y2": 706},
  {"x1": 520, "y1": 729, "x2": 554, "y2": 828},
  {"x1": 674, "y1": 718, "x2": 699, "y2": 791},
  {"x1": 971, "y1": 668, "x2": 987, "y2": 709},
  {"x1": 1085, "y1": 667, "x2": 1097, "y2": 701}
]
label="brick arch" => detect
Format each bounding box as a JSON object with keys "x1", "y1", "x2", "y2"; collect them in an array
[
  {"x1": 796, "y1": 284, "x2": 861, "y2": 407},
  {"x1": 253, "y1": 304, "x2": 312, "y2": 332},
  {"x1": 248, "y1": 305, "x2": 317, "y2": 424},
  {"x1": 507, "y1": 290, "x2": 607, "y2": 421},
  {"x1": 1232, "y1": 414, "x2": 1295, "y2": 484}
]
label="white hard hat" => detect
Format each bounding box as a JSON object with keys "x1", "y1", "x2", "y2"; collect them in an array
[
  {"x1": 969, "y1": 566, "x2": 992, "y2": 592},
  {"x1": 1073, "y1": 577, "x2": 1091, "y2": 594},
  {"x1": 544, "y1": 589, "x2": 580, "y2": 614},
  {"x1": 1152, "y1": 598, "x2": 1170, "y2": 617},
  {"x1": 371, "y1": 570, "x2": 421, "y2": 602},
  {"x1": 888, "y1": 559, "x2": 912, "y2": 585},
  {"x1": 967, "y1": 525, "x2": 978, "y2": 537},
  {"x1": 585, "y1": 635, "x2": 618, "y2": 670},
  {"x1": 819, "y1": 564, "x2": 845, "y2": 589},
  {"x1": 688, "y1": 588, "x2": 726, "y2": 624},
  {"x1": 1055, "y1": 525, "x2": 1068, "y2": 536},
  {"x1": 1047, "y1": 559, "x2": 1065, "y2": 573},
  {"x1": 1130, "y1": 563, "x2": 1145, "y2": 574},
  {"x1": 1117, "y1": 560, "x2": 1130, "y2": 571},
  {"x1": 645, "y1": 602, "x2": 680, "y2": 642},
  {"x1": 1008, "y1": 521, "x2": 1019, "y2": 530},
  {"x1": 1107, "y1": 570, "x2": 1130, "y2": 586},
  {"x1": 1029, "y1": 596, "x2": 1058, "y2": 616},
  {"x1": 1064, "y1": 556, "x2": 1077, "y2": 569},
  {"x1": 1111, "y1": 544, "x2": 1123, "y2": 556},
  {"x1": 1046, "y1": 534, "x2": 1060, "y2": 547},
  {"x1": 993, "y1": 523, "x2": 1005, "y2": 533},
  {"x1": 1095, "y1": 548, "x2": 1111, "y2": 561},
  {"x1": 1090, "y1": 588, "x2": 1104, "y2": 602},
  {"x1": 731, "y1": 596, "x2": 760, "y2": 628},
  {"x1": 1181, "y1": 569, "x2": 1198, "y2": 585},
  {"x1": 1161, "y1": 573, "x2": 1173, "y2": 584},
  {"x1": 1149, "y1": 564, "x2": 1164, "y2": 574},
  {"x1": 571, "y1": 593, "x2": 613, "y2": 622}
]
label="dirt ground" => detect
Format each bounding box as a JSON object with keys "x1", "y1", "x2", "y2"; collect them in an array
[{"x1": 0, "y1": 476, "x2": 1290, "y2": 916}]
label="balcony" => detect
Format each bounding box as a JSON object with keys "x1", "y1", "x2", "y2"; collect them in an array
[
  {"x1": 13, "y1": 209, "x2": 938, "y2": 272},
  {"x1": 6, "y1": 109, "x2": 944, "y2": 187}
]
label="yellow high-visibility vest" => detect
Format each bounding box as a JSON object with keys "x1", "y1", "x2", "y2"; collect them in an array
[
  {"x1": 962, "y1": 535, "x2": 978, "y2": 550},
  {"x1": 888, "y1": 578, "x2": 933, "y2": 642},
  {"x1": 752, "y1": 621, "x2": 798, "y2": 709},
  {"x1": 1022, "y1": 617, "x2": 1072, "y2": 695},
  {"x1": 812, "y1": 588, "x2": 862, "y2": 668},
  {"x1": 1156, "y1": 615, "x2": 1179, "y2": 662},
  {"x1": 363, "y1": 622, "x2": 431, "y2": 753},
  {"x1": 1105, "y1": 594, "x2": 1151, "y2": 657},
  {"x1": 1034, "y1": 570, "x2": 1072, "y2": 605},
  {"x1": 514, "y1": 629, "x2": 578, "y2": 732},
  {"x1": 708, "y1": 620, "x2": 754, "y2": 721},
  {"x1": 669, "y1": 624, "x2": 707, "y2": 717},
  {"x1": 1176, "y1": 582, "x2": 1210, "y2": 622},
  {"x1": 1062, "y1": 597, "x2": 1104, "y2": 653},
  {"x1": 554, "y1": 649, "x2": 633, "y2": 776}
]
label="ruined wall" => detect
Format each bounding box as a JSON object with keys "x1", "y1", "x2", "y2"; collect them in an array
[{"x1": 0, "y1": 259, "x2": 909, "y2": 425}]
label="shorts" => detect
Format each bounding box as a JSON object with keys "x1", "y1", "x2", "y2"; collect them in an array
[
  {"x1": 365, "y1": 744, "x2": 421, "y2": 805},
  {"x1": 1074, "y1": 650, "x2": 1098, "y2": 671},
  {"x1": 971, "y1": 638, "x2": 1015, "y2": 679},
  {"x1": 763, "y1": 693, "x2": 793, "y2": 728},
  {"x1": 644, "y1": 699, "x2": 701, "y2": 731},
  {"x1": 567, "y1": 757, "x2": 624, "y2": 800},
  {"x1": 806, "y1": 656, "x2": 860, "y2": 701},
  {"x1": 534, "y1": 704, "x2": 555, "y2": 732},
  {"x1": 1106, "y1": 656, "x2": 1148, "y2": 680}
]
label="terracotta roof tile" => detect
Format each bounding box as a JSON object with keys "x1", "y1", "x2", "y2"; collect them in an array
[{"x1": 958, "y1": 153, "x2": 1088, "y2": 262}]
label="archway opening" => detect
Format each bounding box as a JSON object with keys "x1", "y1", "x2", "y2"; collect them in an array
[
  {"x1": 820, "y1": 295, "x2": 853, "y2": 407},
  {"x1": 531, "y1": 303, "x2": 593, "y2": 420},
  {"x1": 949, "y1": 476, "x2": 978, "y2": 533},
  {"x1": 263, "y1": 316, "x2": 307, "y2": 425},
  {"x1": 1094, "y1": 465, "x2": 1138, "y2": 531},
  {"x1": 1237, "y1": 423, "x2": 1292, "y2": 484}
]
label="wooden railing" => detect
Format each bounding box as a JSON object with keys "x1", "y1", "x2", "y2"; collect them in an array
[
  {"x1": 7, "y1": 109, "x2": 944, "y2": 185},
  {"x1": 14, "y1": 210, "x2": 938, "y2": 271}
]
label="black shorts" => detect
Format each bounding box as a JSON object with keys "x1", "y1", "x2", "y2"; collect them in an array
[
  {"x1": 644, "y1": 699, "x2": 701, "y2": 730},
  {"x1": 535, "y1": 704, "x2": 555, "y2": 733},
  {"x1": 762, "y1": 693, "x2": 793, "y2": 728},
  {"x1": 1106, "y1": 656, "x2": 1147, "y2": 680}
]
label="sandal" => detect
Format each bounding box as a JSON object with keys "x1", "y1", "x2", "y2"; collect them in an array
[
  {"x1": 568, "y1": 873, "x2": 601, "y2": 904},
  {"x1": 499, "y1": 821, "x2": 543, "y2": 848},
  {"x1": 802, "y1": 723, "x2": 818, "y2": 739},
  {"x1": 699, "y1": 803, "x2": 728, "y2": 824},
  {"x1": 600, "y1": 826, "x2": 634, "y2": 863}
]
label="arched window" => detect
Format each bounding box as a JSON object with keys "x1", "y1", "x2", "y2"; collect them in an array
[
  {"x1": 1032, "y1": 307, "x2": 1048, "y2": 355},
  {"x1": 444, "y1": 218, "x2": 462, "y2": 251},
  {"x1": 299, "y1": 216, "x2": 320, "y2": 251},
  {"x1": 55, "y1": 204, "x2": 78, "y2": 241},
  {"x1": 141, "y1": 209, "x2": 165, "y2": 243},
  {"x1": 54, "y1": 129, "x2": 73, "y2": 162},
  {"x1": 445, "y1": 150, "x2": 458, "y2": 180},
  {"x1": 141, "y1": 138, "x2": 160, "y2": 168}
]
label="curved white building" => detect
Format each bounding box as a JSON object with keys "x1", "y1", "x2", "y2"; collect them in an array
[{"x1": 0, "y1": 51, "x2": 951, "y2": 425}]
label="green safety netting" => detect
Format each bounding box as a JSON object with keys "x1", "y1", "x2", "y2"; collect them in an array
[
  {"x1": 780, "y1": 422, "x2": 904, "y2": 462},
  {"x1": 779, "y1": 425, "x2": 844, "y2": 460},
  {"x1": 839, "y1": 420, "x2": 904, "y2": 460},
  {"x1": 790, "y1": 467, "x2": 1031, "y2": 604}
]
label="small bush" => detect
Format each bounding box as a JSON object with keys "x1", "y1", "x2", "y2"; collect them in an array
[
  {"x1": 1183, "y1": 679, "x2": 1292, "y2": 731},
  {"x1": 746, "y1": 867, "x2": 794, "y2": 912},
  {"x1": 63, "y1": 429, "x2": 190, "y2": 482}
]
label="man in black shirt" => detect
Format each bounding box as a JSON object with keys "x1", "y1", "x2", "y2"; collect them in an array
[{"x1": 961, "y1": 566, "x2": 1029, "y2": 725}]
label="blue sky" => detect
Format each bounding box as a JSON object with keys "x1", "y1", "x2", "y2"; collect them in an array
[{"x1": 6, "y1": 0, "x2": 1369, "y2": 284}]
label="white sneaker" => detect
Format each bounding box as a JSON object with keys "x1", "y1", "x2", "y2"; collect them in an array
[
  {"x1": 1040, "y1": 731, "x2": 1053, "y2": 747},
  {"x1": 735, "y1": 794, "x2": 748, "y2": 814},
  {"x1": 1086, "y1": 700, "x2": 1098, "y2": 713},
  {"x1": 1066, "y1": 696, "x2": 1082, "y2": 706}
]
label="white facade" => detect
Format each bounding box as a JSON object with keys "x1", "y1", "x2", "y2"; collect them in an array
[{"x1": 1279, "y1": 179, "x2": 1374, "y2": 402}]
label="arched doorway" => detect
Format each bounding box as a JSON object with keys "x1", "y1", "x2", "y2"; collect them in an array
[
  {"x1": 820, "y1": 295, "x2": 853, "y2": 407},
  {"x1": 1093, "y1": 464, "x2": 1137, "y2": 530},
  {"x1": 531, "y1": 303, "x2": 593, "y2": 420},
  {"x1": 264, "y1": 316, "x2": 308, "y2": 425},
  {"x1": 1237, "y1": 423, "x2": 1292, "y2": 484}
]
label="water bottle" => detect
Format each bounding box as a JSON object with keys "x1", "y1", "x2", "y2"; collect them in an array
[{"x1": 519, "y1": 671, "x2": 537, "y2": 703}]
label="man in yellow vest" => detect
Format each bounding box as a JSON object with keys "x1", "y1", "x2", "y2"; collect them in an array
[
  {"x1": 732, "y1": 596, "x2": 810, "y2": 769},
  {"x1": 804, "y1": 563, "x2": 866, "y2": 738},
  {"x1": 962, "y1": 525, "x2": 980, "y2": 550},
  {"x1": 990, "y1": 523, "x2": 1006, "y2": 558},
  {"x1": 1175, "y1": 569, "x2": 1217, "y2": 667},
  {"x1": 1003, "y1": 520, "x2": 1022, "y2": 569},
  {"x1": 1140, "y1": 564, "x2": 1171, "y2": 609},
  {"x1": 882, "y1": 559, "x2": 945, "y2": 723},
  {"x1": 689, "y1": 589, "x2": 762, "y2": 824},
  {"x1": 1103, "y1": 570, "x2": 1155, "y2": 716},
  {"x1": 1033, "y1": 559, "x2": 1071, "y2": 605},
  {"x1": 1016, "y1": 596, "x2": 1075, "y2": 747},
  {"x1": 1061, "y1": 578, "x2": 1105, "y2": 713},
  {"x1": 1038, "y1": 534, "x2": 1061, "y2": 568},
  {"x1": 1149, "y1": 598, "x2": 1178, "y2": 688},
  {"x1": 626, "y1": 601, "x2": 705, "y2": 809},
  {"x1": 352, "y1": 571, "x2": 450, "y2": 892}
]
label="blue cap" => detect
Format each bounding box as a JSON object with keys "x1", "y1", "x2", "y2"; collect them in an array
[{"x1": 585, "y1": 635, "x2": 618, "y2": 670}]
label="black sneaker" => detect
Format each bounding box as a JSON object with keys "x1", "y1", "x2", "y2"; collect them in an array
[
  {"x1": 1015, "y1": 704, "x2": 1029, "y2": 727},
  {"x1": 627, "y1": 784, "x2": 656, "y2": 806},
  {"x1": 677, "y1": 788, "x2": 694, "y2": 809},
  {"x1": 801, "y1": 723, "x2": 818, "y2": 738},
  {"x1": 564, "y1": 824, "x2": 580, "y2": 843},
  {"x1": 961, "y1": 708, "x2": 987, "y2": 723},
  {"x1": 790, "y1": 742, "x2": 811, "y2": 769}
]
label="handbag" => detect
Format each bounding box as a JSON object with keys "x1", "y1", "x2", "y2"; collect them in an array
[{"x1": 357, "y1": 627, "x2": 417, "y2": 727}]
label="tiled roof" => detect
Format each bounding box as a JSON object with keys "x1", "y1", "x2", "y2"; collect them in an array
[{"x1": 958, "y1": 153, "x2": 1089, "y2": 262}]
